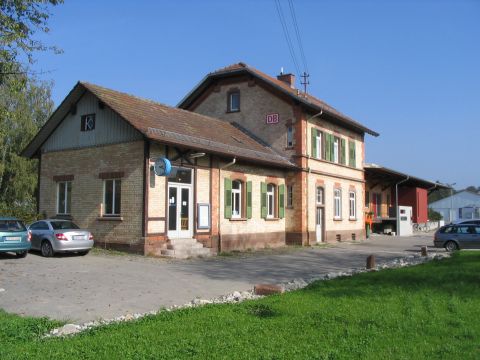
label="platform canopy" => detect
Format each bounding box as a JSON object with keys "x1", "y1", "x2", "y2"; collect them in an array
[{"x1": 364, "y1": 163, "x2": 450, "y2": 193}]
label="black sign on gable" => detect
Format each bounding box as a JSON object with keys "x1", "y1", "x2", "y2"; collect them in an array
[{"x1": 81, "y1": 114, "x2": 96, "y2": 132}]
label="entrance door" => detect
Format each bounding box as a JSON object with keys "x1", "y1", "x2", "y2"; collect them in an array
[
  {"x1": 168, "y1": 185, "x2": 192, "y2": 238},
  {"x1": 316, "y1": 207, "x2": 324, "y2": 242}
]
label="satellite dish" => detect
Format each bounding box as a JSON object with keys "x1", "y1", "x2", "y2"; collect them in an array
[{"x1": 153, "y1": 157, "x2": 172, "y2": 177}]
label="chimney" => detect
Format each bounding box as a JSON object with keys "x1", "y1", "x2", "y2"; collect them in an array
[{"x1": 277, "y1": 73, "x2": 295, "y2": 89}]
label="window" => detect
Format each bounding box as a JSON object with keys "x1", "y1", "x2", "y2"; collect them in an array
[
  {"x1": 374, "y1": 193, "x2": 382, "y2": 218},
  {"x1": 334, "y1": 188, "x2": 342, "y2": 219},
  {"x1": 29, "y1": 221, "x2": 49, "y2": 230},
  {"x1": 228, "y1": 91, "x2": 240, "y2": 112},
  {"x1": 287, "y1": 184, "x2": 293, "y2": 208},
  {"x1": 315, "y1": 132, "x2": 322, "y2": 159},
  {"x1": 81, "y1": 114, "x2": 95, "y2": 131},
  {"x1": 57, "y1": 181, "x2": 72, "y2": 215},
  {"x1": 50, "y1": 221, "x2": 80, "y2": 230},
  {"x1": 333, "y1": 137, "x2": 339, "y2": 163},
  {"x1": 0, "y1": 220, "x2": 26, "y2": 232},
  {"x1": 231, "y1": 180, "x2": 242, "y2": 218},
  {"x1": 267, "y1": 184, "x2": 275, "y2": 218},
  {"x1": 316, "y1": 186, "x2": 324, "y2": 205},
  {"x1": 287, "y1": 125, "x2": 294, "y2": 147},
  {"x1": 104, "y1": 179, "x2": 121, "y2": 216},
  {"x1": 311, "y1": 128, "x2": 323, "y2": 159},
  {"x1": 365, "y1": 191, "x2": 370, "y2": 208},
  {"x1": 349, "y1": 191, "x2": 356, "y2": 219}
]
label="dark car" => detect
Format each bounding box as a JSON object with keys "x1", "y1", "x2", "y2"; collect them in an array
[
  {"x1": 453, "y1": 219, "x2": 480, "y2": 226},
  {"x1": 0, "y1": 217, "x2": 31, "y2": 257},
  {"x1": 434, "y1": 224, "x2": 480, "y2": 251}
]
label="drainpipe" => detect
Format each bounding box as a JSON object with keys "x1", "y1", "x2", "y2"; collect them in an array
[
  {"x1": 395, "y1": 176, "x2": 409, "y2": 236},
  {"x1": 217, "y1": 158, "x2": 236, "y2": 253}
]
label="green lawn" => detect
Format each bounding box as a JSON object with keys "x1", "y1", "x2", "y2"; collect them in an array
[{"x1": 1, "y1": 252, "x2": 479, "y2": 359}]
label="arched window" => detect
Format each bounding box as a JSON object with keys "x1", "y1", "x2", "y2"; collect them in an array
[
  {"x1": 267, "y1": 183, "x2": 276, "y2": 218},
  {"x1": 231, "y1": 180, "x2": 242, "y2": 218}
]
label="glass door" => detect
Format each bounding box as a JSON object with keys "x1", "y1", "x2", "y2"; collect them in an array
[
  {"x1": 167, "y1": 167, "x2": 193, "y2": 239},
  {"x1": 168, "y1": 185, "x2": 192, "y2": 238},
  {"x1": 316, "y1": 207, "x2": 324, "y2": 243}
]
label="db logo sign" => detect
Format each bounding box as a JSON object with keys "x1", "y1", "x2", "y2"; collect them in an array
[{"x1": 266, "y1": 113, "x2": 279, "y2": 124}]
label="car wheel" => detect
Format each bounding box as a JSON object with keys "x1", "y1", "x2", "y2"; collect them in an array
[
  {"x1": 16, "y1": 251, "x2": 27, "y2": 258},
  {"x1": 41, "y1": 241, "x2": 54, "y2": 257},
  {"x1": 445, "y1": 241, "x2": 458, "y2": 252},
  {"x1": 78, "y1": 250, "x2": 89, "y2": 256}
]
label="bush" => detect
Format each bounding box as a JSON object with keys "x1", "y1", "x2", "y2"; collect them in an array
[
  {"x1": 428, "y1": 208, "x2": 443, "y2": 221},
  {"x1": 0, "y1": 202, "x2": 39, "y2": 225}
]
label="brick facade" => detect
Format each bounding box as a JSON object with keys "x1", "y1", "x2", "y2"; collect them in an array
[{"x1": 39, "y1": 141, "x2": 145, "y2": 252}]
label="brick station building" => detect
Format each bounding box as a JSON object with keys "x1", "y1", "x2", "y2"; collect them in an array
[{"x1": 22, "y1": 63, "x2": 379, "y2": 257}]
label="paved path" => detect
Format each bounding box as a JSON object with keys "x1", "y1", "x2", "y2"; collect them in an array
[{"x1": 0, "y1": 234, "x2": 440, "y2": 322}]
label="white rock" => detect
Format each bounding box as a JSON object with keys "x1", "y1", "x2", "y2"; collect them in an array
[{"x1": 56, "y1": 323, "x2": 80, "y2": 336}]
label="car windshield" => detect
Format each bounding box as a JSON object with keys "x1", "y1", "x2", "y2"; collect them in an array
[
  {"x1": 50, "y1": 221, "x2": 80, "y2": 230},
  {"x1": 0, "y1": 220, "x2": 26, "y2": 232}
]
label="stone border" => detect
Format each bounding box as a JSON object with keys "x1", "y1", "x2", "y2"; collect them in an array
[{"x1": 47, "y1": 252, "x2": 450, "y2": 337}]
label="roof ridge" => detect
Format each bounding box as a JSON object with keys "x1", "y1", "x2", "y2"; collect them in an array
[
  {"x1": 80, "y1": 81, "x2": 290, "y2": 162},
  {"x1": 80, "y1": 81, "x2": 248, "y2": 128}
]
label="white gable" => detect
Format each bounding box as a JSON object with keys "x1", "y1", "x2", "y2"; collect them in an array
[{"x1": 41, "y1": 92, "x2": 142, "y2": 153}]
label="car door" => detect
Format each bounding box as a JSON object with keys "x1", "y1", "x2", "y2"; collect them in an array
[
  {"x1": 470, "y1": 226, "x2": 480, "y2": 249},
  {"x1": 456, "y1": 225, "x2": 476, "y2": 249},
  {"x1": 29, "y1": 222, "x2": 42, "y2": 249},
  {"x1": 30, "y1": 221, "x2": 51, "y2": 249}
]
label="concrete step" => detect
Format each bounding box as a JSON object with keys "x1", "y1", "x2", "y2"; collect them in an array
[
  {"x1": 161, "y1": 238, "x2": 212, "y2": 259},
  {"x1": 167, "y1": 242, "x2": 203, "y2": 250},
  {"x1": 167, "y1": 238, "x2": 198, "y2": 245}
]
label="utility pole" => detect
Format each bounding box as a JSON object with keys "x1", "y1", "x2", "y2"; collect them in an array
[{"x1": 300, "y1": 71, "x2": 309, "y2": 95}]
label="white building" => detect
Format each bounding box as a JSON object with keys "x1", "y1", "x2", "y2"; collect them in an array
[{"x1": 429, "y1": 190, "x2": 480, "y2": 223}]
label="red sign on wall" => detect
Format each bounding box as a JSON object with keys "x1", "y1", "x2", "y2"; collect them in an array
[{"x1": 266, "y1": 113, "x2": 280, "y2": 124}]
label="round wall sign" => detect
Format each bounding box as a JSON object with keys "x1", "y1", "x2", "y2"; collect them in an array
[{"x1": 153, "y1": 157, "x2": 172, "y2": 176}]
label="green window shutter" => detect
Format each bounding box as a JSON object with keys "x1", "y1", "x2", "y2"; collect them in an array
[
  {"x1": 311, "y1": 128, "x2": 317, "y2": 158},
  {"x1": 224, "y1": 178, "x2": 232, "y2": 219},
  {"x1": 349, "y1": 140, "x2": 356, "y2": 168},
  {"x1": 279, "y1": 184, "x2": 285, "y2": 219},
  {"x1": 246, "y1": 181, "x2": 252, "y2": 219},
  {"x1": 325, "y1": 133, "x2": 331, "y2": 161},
  {"x1": 340, "y1": 138, "x2": 346, "y2": 165},
  {"x1": 261, "y1": 182, "x2": 267, "y2": 219}
]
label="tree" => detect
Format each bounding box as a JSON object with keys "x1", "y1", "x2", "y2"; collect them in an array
[
  {"x1": 1, "y1": 0, "x2": 63, "y2": 80},
  {"x1": 0, "y1": 74, "x2": 53, "y2": 221},
  {"x1": 428, "y1": 208, "x2": 443, "y2": 222}
]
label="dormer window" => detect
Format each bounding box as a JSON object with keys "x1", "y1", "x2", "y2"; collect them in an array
[
  {"x1": 227, "y1": 90, "x2": 240, "y2": 112},
  {"x1": 81, "y1": 114, "x2": 96, "y2": 131}
]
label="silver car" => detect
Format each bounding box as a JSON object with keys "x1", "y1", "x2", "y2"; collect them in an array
[
  {"x1": 434, "y1": 224, "x2": 480, "y2": 252},
  {"x1": 28, "y1": 219, "x2": 94, "y2": 257}
]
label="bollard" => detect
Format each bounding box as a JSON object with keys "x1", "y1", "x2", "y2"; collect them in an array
[
  {"x1": 366, "y1": 255, "x2": 376, "y2": 270},
  {"x1": 421, "y1": 246, "x2": 428, "y2": 257}
]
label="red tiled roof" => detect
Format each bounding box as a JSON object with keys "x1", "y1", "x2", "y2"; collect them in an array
[
  {"x1": 22, "y1": 81, "x2": 294, "y2": 168},
  {"x1": 179, "y1": 62, "x2": 379, "y2": 137}
]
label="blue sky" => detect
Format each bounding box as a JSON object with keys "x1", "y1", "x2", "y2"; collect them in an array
[{"x1": 31, "y1": 0, "x2": 479, "y2": 189}]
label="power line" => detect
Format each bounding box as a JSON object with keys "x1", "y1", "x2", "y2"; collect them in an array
[
  {"x1": 287, "y1": 0, "x2": 309, "y2": 75},
  {"x1": 274, "y1": 0, "x2": 301, "y2": 78}
]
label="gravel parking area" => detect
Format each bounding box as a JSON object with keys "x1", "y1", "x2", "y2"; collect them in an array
[{"x1": 0, "y1": 234, "x2": 441, "y2": 322}]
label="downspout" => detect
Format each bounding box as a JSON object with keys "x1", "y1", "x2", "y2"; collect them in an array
[
  {"x1": 218, "y1": 157, "x2": 236, "y2": 253},
  {"x1": 395, "y1": 176, "x2": 409, "y2": 236}
]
